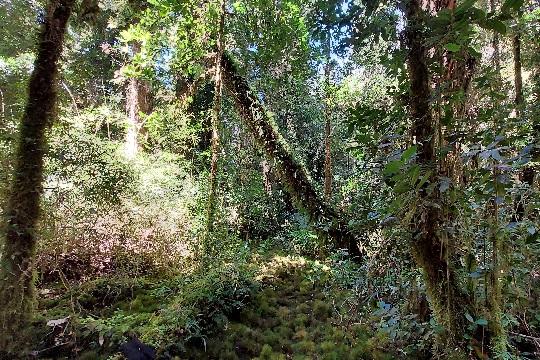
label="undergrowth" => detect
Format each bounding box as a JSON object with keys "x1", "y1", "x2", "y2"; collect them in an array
[{"x1": 28, "y1": 252, "x2": 411, "y2": 359}]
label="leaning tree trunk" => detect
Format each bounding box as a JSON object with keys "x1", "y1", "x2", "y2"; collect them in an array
[
  {"x1": 125, "y1": 42, "x2": 152, "y2": 159},
  {"x1": 0, "y1": 0, "x2": 74, "y2": 352},
  {"x1": 403, "y1": 0, "x2": 475, "y2": 356},
  {"x1": 220, "y1": 54, "x2": 362, "y2": 259}
]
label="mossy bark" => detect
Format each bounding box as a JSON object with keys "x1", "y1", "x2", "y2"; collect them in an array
[
  {"x1": 512, "y1": 29, "x2": 524, "y2": 107},
  {"x1": 0, "y1": 0, "x2": 74, "y2": 353},
  {"x1": 205, "y1": 0, "x2": 226, "y2": 252},
  {"x1": 221, "y1": 54, "x2": 362, "y2": 259},
  {"x1": 403, "y1": 0, "x2": 474, "y2": 356},
  {"x1": 323, "y1": 34, "x2": 333, "y2": 201}
]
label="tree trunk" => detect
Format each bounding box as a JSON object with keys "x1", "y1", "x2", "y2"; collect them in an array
[
  {"x1": 220, "y1": 54, "x2": 362, "y2": 259},
  {"x1": 323, "y1": 35, "x2": 333, "y2": 201},
  {"x1": 125, "y1": 42, "x2": 152, "y2": 159},
  {"x1": 0, "y1": 0, "x2": 74, "y2": 352},
  {"x1": 403, "y1": 0, "x2": 474, "y2": 356},
  {"x1": 513, "y1": 31, "x2": 524, "y2": 106},
  {"x1": 205, "y1": 0, "x2": 226, "y2": 248},
  {"x1": 490, "y1": 0, "x2": 501, "y2": 74}
]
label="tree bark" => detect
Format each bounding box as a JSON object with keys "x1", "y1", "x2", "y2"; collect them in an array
[
  {"x1": 513, "y1": 31, "x2": 524, "y2": 106},
  {"x1": 125, "y1": 42, "x2": 152, "y2": 159},
  {"x1": 403, "y1": 0, "x2": 474, "y2": 356},
  {"x1": 490, "y1": 0, "x2": 501, "y2": 74},
  {"x1": 0, "y1": 0, "x2": 74, "y2": 352},
  {"x1": 220, "y1": 54, "x2": 362, "y2": 259},
  {"x1": 323, "y1": 35, "x2": 333, "y2": 201},
  {"x1": 205, "y1": 0, "x2": 226, "y2": 245}
]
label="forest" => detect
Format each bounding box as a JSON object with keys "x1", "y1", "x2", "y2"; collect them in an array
[{"x1": 0, "y1": 0, "x2": 539, "y2": 358}]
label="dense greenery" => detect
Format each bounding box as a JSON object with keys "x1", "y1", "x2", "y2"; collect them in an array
[{"x1": 0, "y1": 0, "x2": 539, "y2": 358}]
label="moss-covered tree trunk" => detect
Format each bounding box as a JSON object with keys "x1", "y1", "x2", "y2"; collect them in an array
[
  {"x1": 0, "y1": 0, "x2": 74, "y2": 352},
  {"x1": 513, "y1": 28, "x2": 524, "y2": 107},
  {"x1": 403, "y1": 0, "x2": 475, "y2": 356},
  {"x1": 221, "y1": 55, "x2": 362, "y2": 259},
  {"x1": 323, "y1": 33, "x2": 333, "y2": 201},
  {"x1": 125, "y1": 42, "x2": 152, "y2": 159},
  {"x1": 205, "y1": 0, "x2": 226, "y2": 248}
]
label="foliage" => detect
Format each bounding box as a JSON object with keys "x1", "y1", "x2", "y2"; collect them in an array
[{"x1": 1, "y1": 0, "x2": 540, "y2": 357}]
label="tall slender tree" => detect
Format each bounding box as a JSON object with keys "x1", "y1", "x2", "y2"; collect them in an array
[
  {"x1": 323, "y1": 32, "x2": 333, "y2": 201},
  {"x1": 205, "y1": 0, "x2": 226, "y2": 247},
  {"x1": 512, "y1": 17, "x2": 524, "y2": 107},
  {"x1": 403, "y1": 0, "x2": 474, "y2": 356},
  {"x1": 124, "y1": 42, "x2": 152, "y2": 159},
  {"x1": 0, "y1": 0, "x2": 75, "y2": 352}
]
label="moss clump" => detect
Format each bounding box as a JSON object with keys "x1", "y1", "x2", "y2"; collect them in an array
[
  {"x1": 259, "y1": 344, "x2": 273, "y2": 359},
  {"x1": 313, "y1": 299, "x2": 331, "y2": 319},
  {"x1": 293, "y1": 328, "x2": 308, "y2": 340},
  {"x1": 262, "y1": 329, "x2": 280, "y2": 346},
  {"x1": 293, "y1": 313, "x2": 309, "y2": 327},
  {"x1": 276, "y1": 306, "x2": 291, "y2": 320},
  {"x1": 292, "y1": 340, "x2": 316, "y2": 354},
  {"x1": 319, "y1": 340, "x2": 336, "y2": 353},
  {"x1": 296, "y1": 303, "x2": 310, "y2": 314},
  {"x1": 299, "y1": 279, "x2": 313, "y2": 294}
]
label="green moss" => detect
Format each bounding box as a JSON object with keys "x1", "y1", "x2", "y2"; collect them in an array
[
  {"x1": 299, "y1": 279, "x2": 313, "y2": 294},
  {"x1": 262, "y1": 329, "x2": 280, "y2": 346},
  {"x1": 292, "y1": 340, "x2": 316, "y2": 354},
  {"x1": 313, "y1": 300, "x2": 331, "y2": 319},
  {"x1": 277, "y1": 306, "x2": 291, "y2": 320},
  {"x1": 319, "y1": 340, "x2": 336, "y2": 353},
  {"x1": 296, "y1": 303, "x2": 310, "y2": 314},
  {"x1": 259, "y1": 344, "x2": 274, "y2": 359},
  {"x1": 293, "y1": 313, "x2": 309, "y2": 327}
]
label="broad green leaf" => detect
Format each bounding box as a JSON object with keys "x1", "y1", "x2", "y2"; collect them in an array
[
  {"x1": 502, "y1": 0, "x2": 524, "y2": 12},
  {"x1": 401, "y1": 146, "x2": 417, "y2": 161},
  {"x1": 384, "y1": 160, "x2": 402, "y2": 176},
  {"x1": 476, "y1": 318, "x2": 488, "y2": 326},
  {"x1": 444, "y1": 43, "x2": 461, "y2": 52},
  {"x1": 483, "y1": 19, "x2": 507, "y2": 34}
]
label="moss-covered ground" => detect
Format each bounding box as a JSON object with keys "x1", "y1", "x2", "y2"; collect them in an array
[
  {"x1": 184, "y1": 255, "x2": 391, "y2": 360},
  {"x1": 30, "y1": 254, "x2": 393, "y2": 359}
]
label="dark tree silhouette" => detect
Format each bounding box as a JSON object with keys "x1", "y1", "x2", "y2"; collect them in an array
[{"x1": 0, "y1": 0, "x2": 75, "y2": 352}]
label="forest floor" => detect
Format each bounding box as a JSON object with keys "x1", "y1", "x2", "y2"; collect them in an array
[
  {"x1": 183, "y1": 256, "x2": 391, "y2": 360},
  {"x1": 31, "y1": 253, "x2": 396, "y2": 359}
]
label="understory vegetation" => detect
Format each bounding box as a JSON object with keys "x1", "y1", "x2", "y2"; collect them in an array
[{"x1": 0, "y1": 0, "x2": 539, "y2": 359}]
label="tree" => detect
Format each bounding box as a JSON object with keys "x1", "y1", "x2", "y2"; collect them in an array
[
  {"x1": 402, "y1": 0, "x2": 475, "y2": 356},
  {"x1": 0, "y1": 0, "x2": 75, "y2": 352},
  {"x1": 124, "y1": 41, "x2": 152, "y2": 159},
  {"x1": 221, "y1": 54, "x2": 362, "y2": 259},
  {"x1": 205, "y1": 0, "x2": 226, "y2": 247}
]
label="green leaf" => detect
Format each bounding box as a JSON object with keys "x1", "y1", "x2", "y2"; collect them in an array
[
  {"x1": 415, "y1": 170, "x2": 432, "y2": 191},
  {"x1": 444, "y1": 43, "x2": 461, "y2": 52},
  {"x1": 502, "y1": 0, "x2": 524, "y2": 12},
  {"x1": 483, "y1": 19, "x2": 507, "y2": 34},
  {"x1": 465, "y1": 313, "x2": 474, "y2": 323},
  {"x1": 401, "y1": 146, "x2": 417, "y2": 161},
  {"x1": 476, "y1": 318, "x2": 488, "y2": 326},
  {"x1": 384, "y1": 160, "x2": 402, "y2": 176}
]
